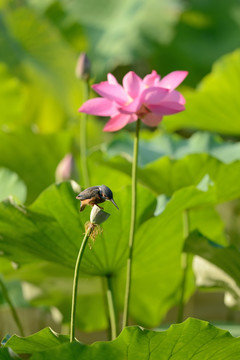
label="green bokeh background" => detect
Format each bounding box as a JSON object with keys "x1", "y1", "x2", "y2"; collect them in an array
[{"x1": 1, "y1": 0, "x2": 240, "y2": 345}]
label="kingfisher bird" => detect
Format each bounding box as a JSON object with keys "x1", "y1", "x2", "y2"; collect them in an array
[{"x1": 76, "y1": 185, "x2": 119, "y2": 212}]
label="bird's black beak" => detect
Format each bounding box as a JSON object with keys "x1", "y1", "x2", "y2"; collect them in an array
[{"x1": 110, "y1": 198, "x2": 119, "y2": 210}]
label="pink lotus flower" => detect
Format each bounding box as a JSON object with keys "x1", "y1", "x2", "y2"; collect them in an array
[{"x1": 79, "y1": 70, "x2": 188, "y2": 132}]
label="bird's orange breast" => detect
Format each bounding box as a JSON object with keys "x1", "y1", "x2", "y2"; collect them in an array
[{"x1": 81, "y1": 195, "x2": 103, "y2": 206}]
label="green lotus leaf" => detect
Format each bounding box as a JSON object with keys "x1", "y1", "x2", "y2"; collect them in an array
[
  {"x1": 0, "y1": 130, "x2": 72, "y2": 204},
  {"x1": 0, "y1": 179, "x2": 226, "y2": 329},
  {"x1": 164, "y1": 49, "x2": 240, "y2": 135},
  {"x1": 4, "y1": 319, "x2": 240, "y2": 359},
  {"x1": 106, "y1": 131, "x2": 240, "y2": 166}
]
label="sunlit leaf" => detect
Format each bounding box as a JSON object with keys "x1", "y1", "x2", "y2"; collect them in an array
[{"x1": 165, "y1": 49, "x2": 240, "y2": 134}]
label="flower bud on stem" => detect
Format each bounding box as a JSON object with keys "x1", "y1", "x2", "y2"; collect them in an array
[{"x1": 75, "y1": 53, "x2": 91, "y2": 81}]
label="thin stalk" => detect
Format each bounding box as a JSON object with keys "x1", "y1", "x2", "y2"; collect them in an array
[
  {"x1": 177, "y1": 209, "x2": 190, "y2": 323},
  {"x1": 80, "y1": 80, "x2": 90, "y2": 188},
  {"x1": 70, "y1": 226, "x2": 92, "y2": 342},
  {"x1": 122, "y1": 119, "x2": 140, "y2": 329},
  {"x1": 0, "y1": 277, "x2": 24, "y2": 336},
  {"x1": 106, "y1": 275, "x2": 118, "y2": 340}
]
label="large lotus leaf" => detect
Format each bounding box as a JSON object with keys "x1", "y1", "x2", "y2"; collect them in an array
[
  {"x1": 164, "y1": 49, "x2": 240, "y2": 135},
  {"x1": 1, "y1": 187, "x2": 226, "y2": 330},
  {"x1": 0, "y1": 182, "x2": 156, "y2": 270},
  {"x1": 0, "y1": 181, "x2": 158, "y2": 329},
  {"x1": 143, "y1": 155, "x2": 240, "y2": 201},
  {"x1": 4, "y1": 327, "x2": 69, "y2": 353},
  {"x1": 95, "y1": 151, "x2": 240, "y2": 200},
  {"x1": 0, "y1": 183, "x2": 83, "y2": 266},
  {"x1": 0, "y1": 177, "x2": 226, "y2": 328},
  {"x1": 4, "y1": 319, "x2": 240, "y2": 359},
  {"x1": 121, "y1": 183, "x2": 223, "y2": 325},
  {"x1": 106, "y1": 131, "x2": 240, "y2": 166},
  {"x1": 0, "y1": 168, "x2": 27, "y2": 203},
  {"x1": 0, "y1": 130, "x2": 72, "y2": 204}
]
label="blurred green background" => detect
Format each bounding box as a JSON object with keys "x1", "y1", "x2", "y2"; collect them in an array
[{"x1": 1, "y1": 0, "x2": 240, "y2": 342}]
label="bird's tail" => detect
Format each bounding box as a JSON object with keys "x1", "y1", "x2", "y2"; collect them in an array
[{"x1": 80, "y1": 203, "x2": 86, "y2": 212}]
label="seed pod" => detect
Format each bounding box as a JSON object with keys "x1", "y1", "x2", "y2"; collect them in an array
[{"x1": 90, "y1": 205, "x2": 110, "y2": 225}]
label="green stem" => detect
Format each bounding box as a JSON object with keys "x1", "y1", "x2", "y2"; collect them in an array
[
  {"x1": 0, "y1": 277, "x2": 24, "y2": 337},
  {"x1": 80, "y1": 80, "x2": 90, "y2": 188},
  {"x1": 177, "y1": 209, "x2": 190, "y2": 323},
  {"x1": 70, "y1": 226, "x2": 92, "y2": 342},
  {"x1": 122, "y1": 119, "x2": 140, "y2": 329},
  {"x1": 106, "y1": 275, "x2": 118, "y2": 340}
]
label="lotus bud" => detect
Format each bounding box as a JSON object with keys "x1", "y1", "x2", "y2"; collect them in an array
[
  {"x1": 75, "y1": 53, "x2": 91, "y2": 81},
  {"x1": 55, "y1": 153, "x2": 76, "y2": 182}
]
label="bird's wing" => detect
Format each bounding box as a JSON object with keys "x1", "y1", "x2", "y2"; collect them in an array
[{"x1": 77, "y1": 186, "x2": 100, "y2": 200}]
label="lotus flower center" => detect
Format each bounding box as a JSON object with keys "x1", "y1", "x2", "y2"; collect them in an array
[{"x1": 136, "y1": 104, "x2": 151, "y2": 118}]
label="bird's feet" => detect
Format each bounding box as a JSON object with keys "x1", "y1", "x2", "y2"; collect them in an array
[{"x1": 96, "y1": 204, "x2": 104, "y2": 209}]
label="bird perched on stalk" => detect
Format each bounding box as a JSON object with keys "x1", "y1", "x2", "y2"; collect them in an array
[{"x1": 76, "y1": 185, "x2": 119, "y2": 212}]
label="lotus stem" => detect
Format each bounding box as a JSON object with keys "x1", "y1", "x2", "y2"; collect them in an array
[
  {"x1": 0, "y1": 277, "x2": 24, "y2": 337},
  {"x1": 122, "y1": 119, "x2": 140, "y2": 329},
  {"x1": 106, "y1": 275, "x2": 117, "y2": 340},
  {"x1": 70, "y1": 226, "x2": 92, "y2": 342},
  {"x1": 177, "y1": 209, "x2": 190, "y2": 323}
]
